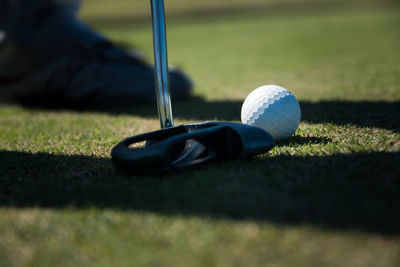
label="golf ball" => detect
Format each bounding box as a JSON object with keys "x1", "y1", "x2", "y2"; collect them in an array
[{"x1": 241, "y1": 85, "x2": 301, "y2": 140}]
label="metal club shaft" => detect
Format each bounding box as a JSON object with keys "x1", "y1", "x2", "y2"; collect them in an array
[{"x1": 150, "y1": 0, "x2": 174, "y2": 128}]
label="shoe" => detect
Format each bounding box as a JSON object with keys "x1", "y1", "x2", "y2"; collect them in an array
[{"x1": 0, "y1": 11, "x2": 193, "y2": 108}]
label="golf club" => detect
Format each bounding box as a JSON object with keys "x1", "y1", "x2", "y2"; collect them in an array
[
  {"x1": 111, "y1": 0, "x2": 275, "y2": 175},
  {"x1": 150, "y1": 0, "x2": 173, "y2": 129}
]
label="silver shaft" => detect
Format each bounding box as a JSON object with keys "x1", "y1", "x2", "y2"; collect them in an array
[{"x1": 150, "y1": 0, "x2": 174, "y2": 128}]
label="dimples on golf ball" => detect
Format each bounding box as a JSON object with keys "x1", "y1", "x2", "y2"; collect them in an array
[{"x1": 241, "y1": 85, "x2": 301, "y2": 140}]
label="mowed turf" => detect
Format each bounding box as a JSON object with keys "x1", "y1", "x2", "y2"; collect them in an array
[{"x1": 1, "y1": 1, "x2": 400, "y2": 266}]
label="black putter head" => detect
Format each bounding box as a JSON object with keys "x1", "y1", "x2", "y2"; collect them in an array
[{"x1": 111, "y1": 121, "x2": 274, "y2": 175}]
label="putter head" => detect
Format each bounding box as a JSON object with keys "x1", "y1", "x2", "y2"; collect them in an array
[{"x1": 111, "y1": 121, "x2": 274, "y2": 175}]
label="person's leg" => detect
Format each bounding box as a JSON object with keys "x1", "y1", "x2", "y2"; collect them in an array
[
  {"x1": 5, "y1": 0, "x2": 100, "y2": 67},
  {"x1": 0, "y1": 1, "x2": 8, "y2": 43},
  {"x1": 0, "y1": 0, "x2": 80, "y2": 102},
  {"x1": 0, "y1": 1, "x2": 7, "y2": 30},
  {"x1": 0, "y1": 0, "x2": 193, "y2": 107}
]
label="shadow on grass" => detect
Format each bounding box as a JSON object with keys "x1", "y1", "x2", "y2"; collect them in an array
[
  {"x1": 86, "y1": 98, "x2": 400, "y2": 132},
  {"x1": 10, "y1": 97, "x2": 400, "y2": 131},
  {"x1": 1, "y1": 150, "x2": 399, "y2": 235},
  {"x1": 276, "y1": 135, "x2": 332, "y2": 146},
  {"x1": 176, "y1": 99, "x2": 400, "y2": 132}
]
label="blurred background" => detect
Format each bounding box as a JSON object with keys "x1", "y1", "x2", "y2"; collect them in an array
[
  {"x1": 79, "y1": 0, "x2": 398, "y2": 24},
  {"x1": 78, "y1": 0, "x2": 399, "y2": 108}
]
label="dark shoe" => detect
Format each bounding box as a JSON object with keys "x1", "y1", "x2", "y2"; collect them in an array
[{"x1": 0, "y1": 12, "x2": 193, "y2": 108}]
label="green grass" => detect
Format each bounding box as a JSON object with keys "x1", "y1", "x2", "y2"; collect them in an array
[{"x1": 1, "y1": 1, "x2": 400, "y2": 266}]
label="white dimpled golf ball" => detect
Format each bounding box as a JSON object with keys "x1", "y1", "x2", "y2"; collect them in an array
[{"x1": 241, "y1": 85, "x2": 301, "y2": 140}]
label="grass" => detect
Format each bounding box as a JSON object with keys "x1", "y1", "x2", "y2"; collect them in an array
[{"x1": 1, "y1": 0, "x2": 400, "y2": 266}]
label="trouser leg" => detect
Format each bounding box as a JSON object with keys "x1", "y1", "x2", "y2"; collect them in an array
[
  {"x1": 0, "y1": 0, "x2": 193, "y2": 106},
  {"x1": 0, "y1": 1, "x2": 8, "y2": 30},
  {"x1": 4, "y1": 0, "x2": 86, "y2": 64},
  {"x1": 0, "y1": 0, "x2": 84, "y2": 100},
  {"x1": 1, "y1": 0, "x2": 80, "y2": 30}
]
